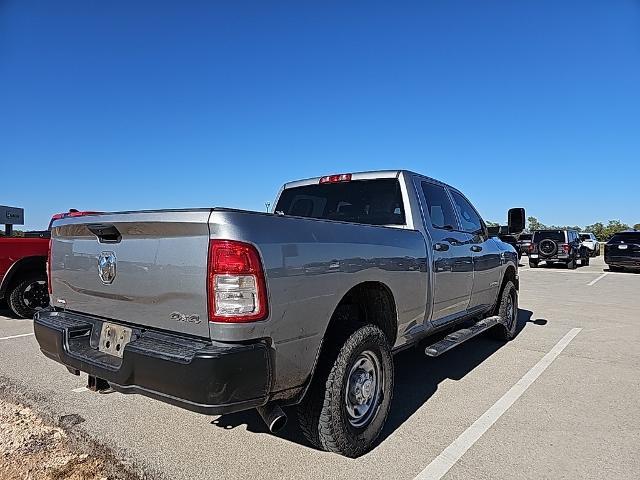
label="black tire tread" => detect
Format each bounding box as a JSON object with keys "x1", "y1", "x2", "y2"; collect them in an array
[
  {"x1": 297, "y1": 321, "x2": 393, "y2": 457},
  {"x1": 296, "y1": 306, "x2": 358, "y2": 448},
  {"x1": 491, "y1": 280, "x2": 518, "y2": 341}
]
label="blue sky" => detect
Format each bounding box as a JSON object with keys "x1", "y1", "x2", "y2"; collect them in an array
[{"x1": 2, "y1": 1, "x2": 639, "y2": 230}]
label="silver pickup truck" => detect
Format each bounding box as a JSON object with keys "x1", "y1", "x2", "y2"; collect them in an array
[{"x1": 34, "y1": 170, "x2": 523, "y2": 457}]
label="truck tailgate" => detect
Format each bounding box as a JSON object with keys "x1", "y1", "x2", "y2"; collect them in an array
[{"x1": 49, "y1": 210, "x2": 212, "y2": 338}]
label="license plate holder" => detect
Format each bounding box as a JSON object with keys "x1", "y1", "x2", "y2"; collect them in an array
[
  {"x1": 530, "y1": 254, "x2": 539, "y2": 259},
  {"x1": 98, "y1": 322, "x2": 133, "y2": 358}
]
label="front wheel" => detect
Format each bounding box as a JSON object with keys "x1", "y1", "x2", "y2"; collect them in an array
[
  {"x1": 491, "y1": 280, "x2": 518, "y2": 340},
  {"x1": 8, "y1": 274, "x2": 49, "y2": 318},
  {"x1": 297, "y1": 324, "x2": 393, "y2": 457}
]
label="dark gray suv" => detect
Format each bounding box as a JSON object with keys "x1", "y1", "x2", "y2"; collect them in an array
[{"x1": 529, "y1": 229, "x2": 589, "y2": 269}]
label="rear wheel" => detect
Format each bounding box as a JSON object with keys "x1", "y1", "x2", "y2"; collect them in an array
[
  {"x1": 567, "y1": 256, "x2": 577, "y2": 269},
  {"x1": 297, "y1": 321, "x2": 393, "y2": 457},
  {"x1": 491, "y1": 280, "x2": 518, "y2": 340},
  {"x1": 583, "y1": 251, "x2": 590, "y2": 266},
  {"x1": 8, "y1": 273, "x2": 49, "y2": 318}
]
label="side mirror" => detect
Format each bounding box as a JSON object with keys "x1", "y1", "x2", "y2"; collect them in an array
[{"x1": 508, "y1": 208, "x2": 525, "y2": 234}]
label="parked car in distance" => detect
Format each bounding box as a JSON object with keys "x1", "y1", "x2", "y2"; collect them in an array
[
  {"x1": 580, "y1": 232, "x2": 600, "y2": 257},
  {"x1": 0, "y1": 235, "x2": 49, "y2": 317},
  {"x1": 487, "y1": 225, "x2": 521, "y2": 260},
  {"x1": 605, "y1": 230, "x2": 640, "y2": 272},
  {"x1": 499, "y1": 234, "x2": 520, "y2": 259},
  {"x1": 517, "y1": 233, "x2": 533, "y2": 256},
  {"x1": 34, "y1": 170, "x2": 524, "y2": 457},
  {"x1": 528, "y1": 229, "x2": 589, "y2": 269}
]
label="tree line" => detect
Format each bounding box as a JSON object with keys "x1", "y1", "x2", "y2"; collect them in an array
[{"x1": 527, "y1": 217, "x2": 640, "y2": 241}]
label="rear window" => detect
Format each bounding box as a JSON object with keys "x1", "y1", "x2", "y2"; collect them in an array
[
  {"x1": 533, "y1": 230, "x2": 565, "y2": 242},
  {"x1": 609, "y1": 232, "x2": 640, "y2": 244},
  {"x1": 519, "y1": 234, "x2": 532, "y2": 241},
  {"x1": 580, "y1": 234, "x2": 592, "y2": 241},
  {"x1": 275, "y1": 178, "x2": 405, "y2": 226}
]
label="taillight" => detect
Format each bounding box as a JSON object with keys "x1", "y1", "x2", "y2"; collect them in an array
[
  {"x1": 528, "y1": 244, "x2": 535, "y2": 253},
  {"x1": 561, "y1": 243, "x2": 570, "y2": 254},
  {"x1": 319, "y1": 173, "x2": 352, "y2": 184},
  {"x1": 47, "y1": 240, "x2": 52, "y2": 295},
  {"x1": 207, "y1": 240, "x2": 268, "y2": 323}
]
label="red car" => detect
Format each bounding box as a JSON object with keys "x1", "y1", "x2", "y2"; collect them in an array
[
  {"x1": 1, "y1": 210, "x2": 99, "y2": 318},
  {"x1": 0, "y1": 235, "x2": 50, "y2": 318}
]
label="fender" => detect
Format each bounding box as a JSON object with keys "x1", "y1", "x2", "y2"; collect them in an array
[{"x1": 486, "y1": 253, "x2": 519, "y2": 313}]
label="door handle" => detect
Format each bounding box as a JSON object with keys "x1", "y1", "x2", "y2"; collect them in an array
[
  {"x1": 470, "y1": 245, "x2": 483, "y2": 252},
  {"x1": 434, "y1": 242, "x2": 449, "y2": 252}
]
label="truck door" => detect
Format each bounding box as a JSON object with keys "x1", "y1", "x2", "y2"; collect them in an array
[
  {"x1": 448, "y1": 189, "x2": 502, "y2": 313},
  {"x1": 417, "y1": 181, "x2": 473, "y2": 325}
]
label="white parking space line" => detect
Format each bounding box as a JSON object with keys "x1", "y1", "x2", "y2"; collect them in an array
[
  {"x1": 72, "y1": 387, "x2": 89, "y2": 393},
  {"x1": 587, "y1": 272, "x2": 609, "y2": 286},
  {"x1": 414, "y1": 327, "x2": 582, "y2": 480},
  {"x1": 520, "y1": 269, "x2": 602, "y2": 275},
  {"x1": 0, "y1": 332, "x2": 34, "y2": 341}
]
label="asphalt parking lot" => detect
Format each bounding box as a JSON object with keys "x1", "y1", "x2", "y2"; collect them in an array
[{"x1": 1, "y1": 255, "x2": 639, "y2": 480}]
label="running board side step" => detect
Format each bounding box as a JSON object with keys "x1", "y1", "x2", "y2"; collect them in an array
[{"x1": 424, "y1": 316, "x2": 501, "y2": 357}]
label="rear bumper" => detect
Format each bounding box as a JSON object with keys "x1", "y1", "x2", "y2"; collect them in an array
[
  {"x1": 33, "y1": 309, "x2": 272, "y2": 415},
  {"x1": 529, "y1": 254, "x2": 570, "y2": 262},
  {"x1": 605, "y1": 256, "x2": 640, "y2": 269}
]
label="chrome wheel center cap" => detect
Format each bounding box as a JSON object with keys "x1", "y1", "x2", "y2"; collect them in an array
[
  {"x1": 351, "y1": 372, "x2": 374, "y2": 404},
  {"x1": 361, "y1": 378, "x2": 373, "y2": 399}
]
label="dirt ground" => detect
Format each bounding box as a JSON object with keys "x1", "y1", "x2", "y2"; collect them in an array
[{"x1": 0, "y1": 394, "x2": 146, "y2": 480}]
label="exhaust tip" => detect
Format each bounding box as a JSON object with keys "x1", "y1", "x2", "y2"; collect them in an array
[
  {"x1": 257, "y1": 403, "x2": 288, "y2": 433},
  {"x1": 268, "y1": 413, "x2": 287, "y2": 433}
]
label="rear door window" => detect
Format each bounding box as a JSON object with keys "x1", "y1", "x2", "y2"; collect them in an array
[
  {"x1": 275, "y1": 178, "x2": 405, "y2": 226},
  {"x1": 420, "y1": 182, "x2": 458, "y2": 230}
]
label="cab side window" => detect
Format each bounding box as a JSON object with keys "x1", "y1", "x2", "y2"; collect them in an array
[
  {"x1": 449, "y1": 190, "x2": 483, "y2": 234},
  {"x1": 421, "y1": 182, "x2": 458, "y2": 230}
]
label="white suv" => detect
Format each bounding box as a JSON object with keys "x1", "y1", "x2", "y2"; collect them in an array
[{"x1": 580, "y1": 232, "x2": 600, "y2": 257}]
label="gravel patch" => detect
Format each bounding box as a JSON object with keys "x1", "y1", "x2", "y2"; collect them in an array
[{"x1": 0, "y1": 378, "x2": 154, "y2": 480}]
